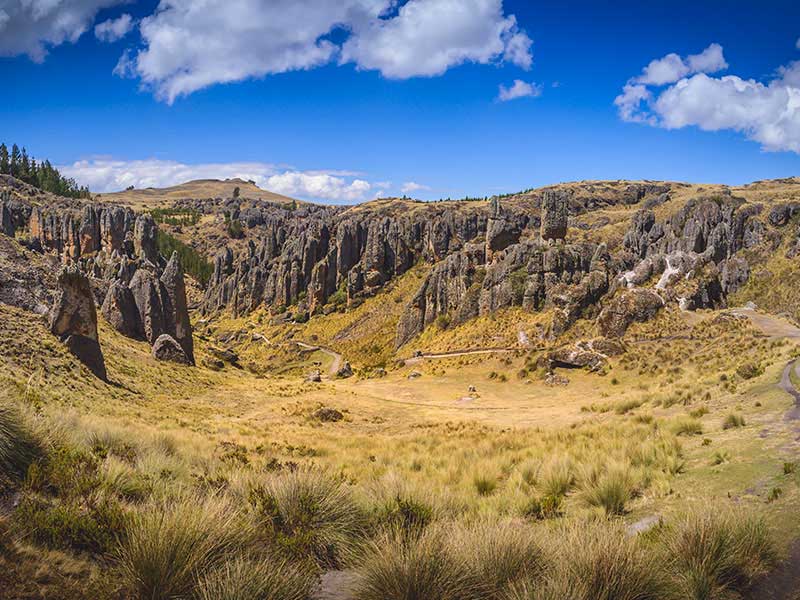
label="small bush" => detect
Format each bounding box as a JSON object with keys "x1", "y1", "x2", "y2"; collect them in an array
[
  {"x1": 521, "y1": 494, "x2": 562, "y2": 521},
  {"x1": 783, "y1": 462, "x2": 796, "y2": 475},
  {"x1": 16, "y1": 492, "x2": 127, "y2": 553},
  {"x1": 374, "y1": 494, "x2": 434, "y2": 537},
  {"x1": 666, "y1": 509, "x2": 777, "y2": 599},
  {"x1": 722, "y1": 413, "x2": 746, "y2": 430},
  {"x1": 196, "y1": 556, "x2": 316, "y2": 600}
]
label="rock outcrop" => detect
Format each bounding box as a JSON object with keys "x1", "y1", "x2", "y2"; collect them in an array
[
  {"x1": 540, "y1": 190, "x2": 568, "y2": 242},
  {"x1": 597, "y1": 289, "x2": 664, "y2": 338},
  {"x1": 160, "y1": 252, "x2": 194, "y2": 363},
  {"x1": 49, "y1": 266, "x2": 106, "y2": 380},
  {"x1": 101, "y1": 280, "x2": 141, "y2": 339}
]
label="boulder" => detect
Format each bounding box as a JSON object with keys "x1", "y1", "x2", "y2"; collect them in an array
[
  {"x1": 307, "y1": 369, "x2": 322, "y2": 382},
  {"x1": 101, "y1": 280, "x2": 142, "y2": 338},
  {"x1": 49, "y1": 266, "x2": 106, "y2": 380},
  {"x1": 336, "y1": 361, "x2": 353, "y2": 379},
  {"x1": 152, "y1": 334, "x2": 191, "y2": 364},
  {"x1": 597, "y1": 289, "x2": 664, "y2": 338}
]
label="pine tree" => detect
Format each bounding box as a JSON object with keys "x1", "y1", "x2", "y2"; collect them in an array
[
  {"x1": 9, "y1": 144, "x2": 20, "y2": 177},
  {"x1": 20, "y1": 148, "x2": 30, "y2": 183},
  {"x1": 0, "y1": 144, "x2": 8, "y2": 175}
]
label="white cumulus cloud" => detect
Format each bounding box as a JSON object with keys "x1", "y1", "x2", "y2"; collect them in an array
[
  {"x1": 0, "y1": 0, "x2": 126, "y2": 61},
  {"x1": 615, "y1": 43, "x2": 800, "y2": 153},
  {"x1": 59, "y1": 158, "x2": 381, "y2": 203},
  {"x1": 116, "y1": 0, "x2": 532, "y2": 103},
  {"x1": 94, "y1": 13, "x2": 133, "y2": 43},
  {"x1": 497, "y1": 79, "x2": 541, "y2": 101},
  {"x1": 635, "y1": 43, "x2": 727, "y2": 86},
  {"x1": 340, "y1": 0, "x2": 532, "y2": 79},
  {"x1": 400, "y1": 181, "x2": 430, "y2": 194}
]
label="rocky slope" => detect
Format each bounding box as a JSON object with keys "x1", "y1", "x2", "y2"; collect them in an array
[{"x1": 2, "y1": 174, "x2": 799, "y2": 362}]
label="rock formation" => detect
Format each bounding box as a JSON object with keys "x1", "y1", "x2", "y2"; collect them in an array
[
  {"x1": 597, "y1": 289, "x2": 664, "y2": 338},
  {"x1": 540, "y1": 190, "x2": 568, "y2": 242},
  {"x1": 160, "y1": 252, "x2": 194, "y2": 363},
  {"x1": 101, "y1": 280, "x2": 141, "y2": 338},
  {"x1": 49, "y1": 265, "x2": 107, "y2": 380},
  {"x1": 133, "y1": 214, "x2": 159, "y2": 264}
]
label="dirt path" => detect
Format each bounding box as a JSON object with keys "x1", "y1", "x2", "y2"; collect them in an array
[
  {"x1": 296, "y1": 342, "x2": 343, "y2": 376},
  {"x1": 780, "y1": 360, "x2": 800, "y2": 421},
  {"x1": 404, "y1": 347, "x2": 514, "y2": 365},
  {"x1": 731, "y1": 307, "x2": 800, "y2": 339}
]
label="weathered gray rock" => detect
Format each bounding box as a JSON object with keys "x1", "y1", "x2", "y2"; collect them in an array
[
  {"x1": 133, "y1": 214, "x2": 158, "y2": 264},
  {"x1": 128, "y1": 268, "x2": 166, "y2": 345},
  {"x1": 101, "y1": 280, "x2": 142, "y2": 338},
  {"x1": 49, "y1": 266, "x2": 106, "y2": 380},
  {"x1": 160, "y1": 252, "x2": 194, "y2": 364},
  {"x1": 152, "y1": 334, "x2": 190, "y2": 364},
  {"x1": 485, "y1": 197, "x2": 521, "y2": 261},
  {"x1": 336, "y1": 361, "x2": 353, "y2": 379},
  {"x1": 541, "y1": 190, "x2": 568, "y2": 242},
  {"x1": 49, "y1": 265, "x2": 99, "y2": 342},
  {"x1": 597, "y1": 289, "x2": 664, "y2": 338}
]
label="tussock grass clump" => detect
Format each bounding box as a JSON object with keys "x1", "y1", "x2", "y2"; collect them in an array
[
  {"x1": 451, "y1": 520, "x2": 546, "y2": 598},
  {"x1": 614, "y1": 398, "x2": 645, "y2": 415},
  {"x1": 196, "y1": 556, "x2": 316, "y2": 600},
  {"x1": 510, "y1": 521, "x2": 670, "y2": 600},
  {"x1": 669, "y1": 416, "x2": 703, "y2": 436},
  {"x1": 473, "y1": 473, "x2": 498, "y2": 496},
  {"x1": 539, "y1": 456, "x2": 574, "y2": 499},
  {"x1": 117, "y1": 495, "x2": 247, "y2": 600},
  {"x1": 582, "y1": 465, "x2": 636, "y2": 516},
  {"x1": 0, "y1": 404, "x2": 42, "y2": 487},
  {"x1": 722, "y1": 413, "x2": 746, "y2": 430},
  {"x1": 353, "y1": 527, "x2": 477, "y2": 600},
  {"x1": 248, "y1": 469, "x2": 367, "y2": 567},
  {"x1": 666, "y1": 509, "x2": 777, "y2": 599}
]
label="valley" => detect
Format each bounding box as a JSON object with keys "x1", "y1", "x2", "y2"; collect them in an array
[{"x1": 1, "y1": 172, "x2": 800, "y2": 599}]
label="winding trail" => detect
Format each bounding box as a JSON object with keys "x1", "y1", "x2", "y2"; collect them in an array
[
  {"x1": 780, "y1": 360, "x2": 800, "y2": 421},
  {"x1": 296, "y1": 342, "x2": 343, "y2": 376},
  {"x1": 404, "y1": 347, "x2": 515, "y2": 365}
]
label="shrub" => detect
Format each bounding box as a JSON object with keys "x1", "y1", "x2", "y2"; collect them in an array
[
  {"x1": 248, "y1": 470, "x2": 367, "y2": 567},
  {"x1": 196, "y1": 556, "x2": 316, "y2": 600},
  {"x1": 373, "y1": 493, "x2": 434, "y2": 538},
  {"x1": 736, "y1": 363, "x2": 763, "y2": 380},
  {"x1": 783, "y1": 461, "x2": 796, "y2": 475},
  {"x1": 722, "y1": 413, "x2": 746, "y2": 430},
  {"x1": 582, "y1": 466, "x2": 635, "y2": 516},
  {"x1": 16, "y1": 492, "x2": 127, "y2": 553},
  {"x1": 353, "y1": 527, "x2": 477, "y2": 600},
  {"x1": 521, "y1": 494, "x2": 562, "y2": 521},
  {"x1": 0, "y1": 404, "x2": 42, "y2": 488},
  {"x1": 116, "y1": 496, "x2": 246, "y2": 600},
  {"x1": 666, "y1": 509, "x2": 777, "y2": 599}
]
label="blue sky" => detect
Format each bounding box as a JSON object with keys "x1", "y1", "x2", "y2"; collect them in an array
[{"x1": 2, "y1": 0, "x2": 799, "y2": 203}]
